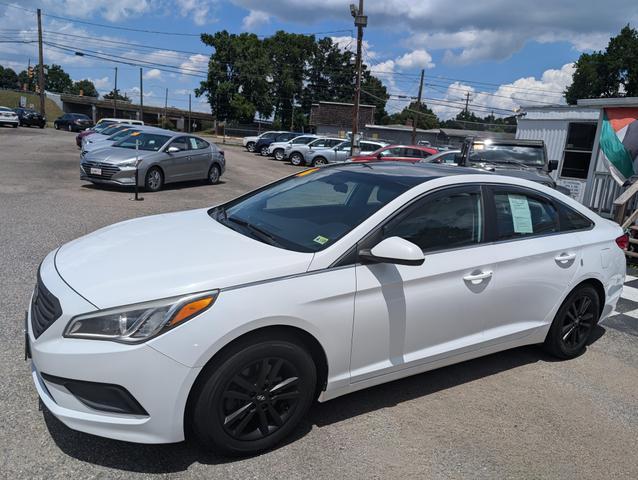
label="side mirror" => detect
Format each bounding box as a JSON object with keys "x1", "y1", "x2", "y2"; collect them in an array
[
  {"x1": 548, "y1": 159, "x2": 558, "y2": 172},
  {"x1": 167, "y1": 146, "x2": 180, "y2": 153},
  {"x1": 359, "y1": 236, "x2": 424, "y2": 266}
]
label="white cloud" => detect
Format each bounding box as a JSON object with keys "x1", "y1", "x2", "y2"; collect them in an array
[
  {"x1": 330, "y1": 36, "x2": 377, "y2": 61},
  {"x1": 175, "y1": 0, "x2": 218, "y2": 26},
  {"x1": 179, "y1": 53, "x2": 208, "y2": 76},
  {"x1": 143, "y1": 68, "x2": 162, "y2": 80},
  {"x1": 395, "y1": 49, "x2": 434, "y2": 69},
  {"x1": 90, "y1": 76, "x2": 111, "y2": 89},
  {"x1": 242, "y1": 10, "x2": 271, "y2": 30}
]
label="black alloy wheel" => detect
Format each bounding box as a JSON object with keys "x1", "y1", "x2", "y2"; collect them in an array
[
  {"x1": 208, "y1": 164, "x2": 221, "y2": 184},
  {"x1": 545, "y1": 285, "x2": 599, "y2": 359},
  {"x1": 190, "y1": 336, "x2": 316, "y2": 455}
]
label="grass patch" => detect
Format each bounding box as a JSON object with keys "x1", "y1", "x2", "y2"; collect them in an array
[{"x1": 0, "y1": 90, "x2": 63, "y2": 121}]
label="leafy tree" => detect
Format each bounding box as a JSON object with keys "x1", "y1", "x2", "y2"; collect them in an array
[
  {"x1": 565, "y1": 25, "x2": 638, "y2": 103},
  {"x1": 381, "y1": 101, "x2": 439, "y2": 129},
  {"x1": 103, "y1": 89, "x2": 131, "y2": 102},
  {"x1": 360, "y1": 72, "x2": 389, "y2": 123},
  {"x1": 197, "y1": 30, "x2": 272, "y2": 123},
  {"x1": 33, "y1": 64, "x2": 73, "y2": 93},
  {"x1": 0, "y1": 65, "x2": 19, "y2": 89},
  {"x1": 264, "y1": 31, "x2": 316, "y2": 129},
  {"x1": 17, "y1": 69, "x2": 32, "y2": 91},
  {"x1": 70, "y1": 79, "x2": 98, "y2": 97}
]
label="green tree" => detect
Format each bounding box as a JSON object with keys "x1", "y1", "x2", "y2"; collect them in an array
[
  {"x1": 0, "y1": 65, "x2": 19, "y2": 89},
  {"x1": 360, "y1": 72, "x2": 389, "y2": 123},
  {"x1": 103, "y1": 89, "x2": 131, "y2": 102},
  {"x1": 34, "y1": 64, "x2": 73, "y2": 93},
  {"x1": 565, "y1": 25, "x2": 638, "y2": 104},
  {"x1": 381, "y1": 101, "x2": 439, "y2": 129},
  {"x1": 197, "y1": 30, "x2": 272, "y2": 123},
  {"x1": 264, "y1": 31, "x2": 316, "y2": 129},
  {"x1": 17, "y1": 69, "x2": 32, "y2": 91},
  {"x1": 70, "y1": 79, "x2": 98, "y2": 97}
]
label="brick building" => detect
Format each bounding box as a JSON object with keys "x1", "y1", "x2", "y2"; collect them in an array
[{"x1": 309, "y1": 101, "x2": 376, "y2": 136}]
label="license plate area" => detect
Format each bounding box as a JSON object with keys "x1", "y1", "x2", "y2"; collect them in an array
[{"x1": 90, "y1": 167, "x2": 102, "y2": 175}]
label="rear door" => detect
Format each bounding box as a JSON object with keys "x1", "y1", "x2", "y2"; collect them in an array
[
  {"x1": 480, "y1": 185, "x2": 583, "y2": 342},
  {"x1": 187, "y1": 137, "x2": 212, "y2": 178}
]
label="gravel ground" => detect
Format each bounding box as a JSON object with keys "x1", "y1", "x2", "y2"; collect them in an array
[{"x1": 1, "y1": 127, "x2": 637, "y2": 479}]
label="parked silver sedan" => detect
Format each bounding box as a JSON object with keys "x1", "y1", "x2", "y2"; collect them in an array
[{"x1": 80, "y1": 131, "x2": 225, "y2": 191}]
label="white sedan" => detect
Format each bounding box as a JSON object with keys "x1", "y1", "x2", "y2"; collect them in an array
[
  {"x1": 27, "y1": 162, "x2": 626, "y2": 455},
  {"x1": 0, "y1": 106, "x2": 19, "y2": 127}
]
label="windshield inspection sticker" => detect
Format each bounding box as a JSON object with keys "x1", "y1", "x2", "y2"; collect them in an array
[
  {"x1": 508, "y1": 194, "x2": 533, "y2": 233},
  {"x1": 313, "y1": 235, "x2": 330, "y2": 245}
]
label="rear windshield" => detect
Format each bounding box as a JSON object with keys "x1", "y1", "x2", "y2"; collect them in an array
[
  {"x1": 114, "y1": 133, "x2": 171, "y2": 151},
  {"x1": 210, "y1": 166, "x2": 424, "y2": 252}
]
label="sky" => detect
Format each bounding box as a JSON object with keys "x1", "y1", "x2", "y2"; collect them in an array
[{"x1": 0, "y1": 0, "x2": 636, "y2": 119}]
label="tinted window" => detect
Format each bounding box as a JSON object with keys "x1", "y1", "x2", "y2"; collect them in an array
[
  {"x1": 327, "y1": 139, "x2": 343, "y2": 147},
  {"x1": 493, "y1": 190, "x2": 558, "y2": 240},
  {"x1": 213, "y1": 167, "x2": 425, "y2": 253},
  {"x1": 559, "y1": 203, "x2": 593, "y2": 231},
  {"x1": 192, "y1": 137, "x2": 209, "y2": 149},
  {"x1": 310, "y1": 139, "x2": 328, "y2": 147},
  {"x1": 379, "y1": 147, "x2": 403, "y2": 157},
  {"x1": 291, "y1": 136, "x2": 315, "y2": 145},
  {"x1": 361, "y1": 142, "x2": 380, "y2": 152},
  {"x1": 383, "y1": 188, "x2": 483, "y2": 252},
  {"x1": 108, "y1": 128, "x2": 138, "y2": 141},
  {"x1": 406, "y1": 148, "x2": 427, "y2": 158}
]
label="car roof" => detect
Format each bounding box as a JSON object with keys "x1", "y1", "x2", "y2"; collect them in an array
[
  {"x1": 381, "y1": 144, "x2": 437, "y2": 150},
  {"x1": 326, "y1": 161, "x2": 486, "y2": 179}
]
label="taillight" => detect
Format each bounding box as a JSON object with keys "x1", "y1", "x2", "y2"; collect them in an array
[{"x1": 616, "y1": 233, "x2": 629, "y2": 250}]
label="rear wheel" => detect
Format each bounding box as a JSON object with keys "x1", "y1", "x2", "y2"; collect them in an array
[
  {"x1": 312, "y1": 156, "x2": 327, "y2": 166},
  {"x1": 246, "y1": 142, "x2": 256, "y2": 153},
  {"x1": 544, "y1": 285, "x2": 600, "y2": 359},
  {"x1": 290, "y1": 152, "x2": 304, "y2": 166},
  {"x1": 208, "y1": 164, "x2": 221, "y2": 185},
  {"x1": 190, "y1": 335, "x2": 316, "y2": 455},
  {"x1": 144, "y1": 167, "x2": 164, "y2": 192}
]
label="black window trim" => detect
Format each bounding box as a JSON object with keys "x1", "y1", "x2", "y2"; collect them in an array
[{"x1": 331, "y1": 182, "x2": 595, "y2": 268}]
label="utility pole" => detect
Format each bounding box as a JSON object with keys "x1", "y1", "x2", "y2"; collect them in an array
[
  {"x1": 36, "y1": 9, "x2": 45, "y2": 117},
  {"x1": 113, "y1": 66, "x2": 118, "y2": 117},
  {"x1": 411, "y1": 68, "x2": 425, "y2": 145},
  {"x1": 164, "y1": 88, "x2": 168, "y2": 127},
  {"x1": 139, "y1": 68, "x2": 143, "y2": 121},
  {"x1": 464, "y1": 91, "x2": 471, "y2": 115},
  {"x1": 350, "y1": 0, "x2": 367, "y2": 157},
  {"x1": 188, "y1": 93, "x2": 192, "y2": 133}
]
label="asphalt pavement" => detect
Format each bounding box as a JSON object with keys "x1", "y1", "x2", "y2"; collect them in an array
[{"x1": 1, "y1": 127, "x2": 637, "y2": 479}]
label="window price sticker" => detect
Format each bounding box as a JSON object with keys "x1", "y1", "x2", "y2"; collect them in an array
[{"x1": 508, "y1": 194, "x2": 533, "y2": 233}]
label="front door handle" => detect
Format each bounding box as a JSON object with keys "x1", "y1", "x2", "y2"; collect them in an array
[
  {"x1": 463, "y1": 270, "x2": 493, "y2": 284},
  {"x1": 554, "y1": 253, "x2": 576, "y2": 264}
]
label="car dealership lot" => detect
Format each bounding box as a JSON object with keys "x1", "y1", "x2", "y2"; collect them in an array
[{"x1": 1, "y1": 128, "x2": 638, "y2": 479}]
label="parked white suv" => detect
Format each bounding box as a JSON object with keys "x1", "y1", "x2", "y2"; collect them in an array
[
  {"x1": 305, "y1": 140, "x2": 388, "y2": 166},
  {"x1": 267, "y1": 135, "x2": 318, "y2": 160}
]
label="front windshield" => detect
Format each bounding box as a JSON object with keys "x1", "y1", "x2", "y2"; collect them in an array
[
  {"x1": 211, "y1": 166, "x2": 424, "y2": 253},
  {"x1": 94, "y1": 122, "x2": 114, "y2": 132},
  {"x1": 469, "y1": 144, "x2": 545, "y2": 167},
  {"x1": 114, "y1": 132, "x2": 171, "y2": 151},
  {"x1": 108, "y1": 128, "x2": 139, "y2": 141},
  {"x1": 101, "y1": 124, "x2": 129, "y2": 136}
]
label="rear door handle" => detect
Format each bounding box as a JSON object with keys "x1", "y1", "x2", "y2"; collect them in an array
[
  {"x1": 554, "y1": 253, "x2": 576, "y2": 264},
  {"x1": 463, "y1": 271, "x2": 493, "y2": 284}
]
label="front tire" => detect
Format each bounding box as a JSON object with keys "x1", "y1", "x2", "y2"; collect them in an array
[
  {"x1": 274, "y1": 149, "x2": 284, "y2": 161},
  {"x1": 260, "y1": 146, "x2": 269, "y2": 156},
  {"x1": 190, "y1": 335, "x2": 317, "y2": 455},
  {"x1": 144, "y1": 167, "x2": 164, "y2": 192},
  {"x1": 290, "y1": 152, "x2": 304, "y2": 166},
  {"x1": 312, "y1": 156, "x2": 327, "y2": 166},
  {"x1": 544, "y1": 285, "x2": 600, "y2": 359},
  {"x1": 246, "y1": 142, "x2": 256, "y2": 153}
]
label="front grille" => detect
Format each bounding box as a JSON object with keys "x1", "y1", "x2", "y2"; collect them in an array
[
  {"x1": 81, "y1": 161, "x2": 121, "y2": 179},
  {"x1": 31, "y1": 269, "x2": 62, "y2": 338}
]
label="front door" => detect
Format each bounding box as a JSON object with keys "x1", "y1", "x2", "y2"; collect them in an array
[
  {"x1": 351, "y1": 185, "x2": 498, "y2": 382},
  {"x1": 164, "y1": 136, "x2": 193, "y2": 179}
]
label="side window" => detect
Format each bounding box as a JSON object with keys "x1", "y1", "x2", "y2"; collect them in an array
[
  {"x1": 379, "y1": 147, "x2": 403, "y2": 157},
  {"x1": 195, "y1": 138, "x2": 209, "y2": 149},
  {"x1": 328, "y1": 139, "x2": 342, "y2": 147},
  {"x1": 493, "y1": 189, "x2": 559, "y2": 240},
  {"x1": 558, "y1": 203, "x2": 593, "y2": 231},
  {"x1": 417, "y1": 149, "x2": 432, "y2": 158},
  {"x1": 311, "y1": 139, "x2": 326, "y2": 147},
  {"x1": 361, "y1": 142, "x2": 379, "y2": 152},
  {"x1": 169, "y1": 137, "x2": 189, "y2": 151},
  {"x1": 383, "y1": 188, "x2": 483, "y2": 253}
]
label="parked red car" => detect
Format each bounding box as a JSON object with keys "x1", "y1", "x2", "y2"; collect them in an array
[{"x1": 350, "y1": 144, "x2": 438, "y2": 163}]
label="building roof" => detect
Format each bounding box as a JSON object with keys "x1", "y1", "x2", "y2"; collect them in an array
[
  {"x1": 364, "y1": 123, "x2": 434, "y2": 133},
  {"x1": 311, "y1": 100, "x2": 375, "y2": 109},
  {"x1": 577, "y1": 97, "x2": 638, "y2": 107}
]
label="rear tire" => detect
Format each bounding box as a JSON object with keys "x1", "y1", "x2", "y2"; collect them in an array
[
  {"x1": 144, "y1": 167, "x2": 164, "y2": 192},
  {"x1": 246, "y1": 142, "x2": 255, "y2": 153},
  {"x1": 544, "y1": 285, "x2": 600, "y2": 359},
  {"x1": 208, "y1": 164, "x2": 221, "y2": 185},
  {"x1": 189, "y1": 334, "x2": 316, "y2": 456}
]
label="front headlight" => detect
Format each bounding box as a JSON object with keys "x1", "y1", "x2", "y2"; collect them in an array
[
  {"x1": 64, "y1": 291, "x2": 218, "y2": 343},
  {"x1": 119, "y1": 159, "x2": 138, "y2": 167}
]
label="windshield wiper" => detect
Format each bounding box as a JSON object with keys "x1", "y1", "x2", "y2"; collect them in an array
[{"x1": 224, "y1": 216, "x2": 283, "y2": 248}]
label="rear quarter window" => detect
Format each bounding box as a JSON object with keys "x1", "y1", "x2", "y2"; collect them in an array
[{"x1": 558, "y1": 203, "x2": 594, "y2": 231}]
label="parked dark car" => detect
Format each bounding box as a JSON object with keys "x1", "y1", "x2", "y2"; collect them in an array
[
  {"x1": 255, "y1": 132, "x2": 303, "y2": 156},
  {"x1": 13, "y1": 107, "x2": 46, "y2": 128},
  {"x1": 54, "y1": 113, "x2": 94, "y2": 132}
]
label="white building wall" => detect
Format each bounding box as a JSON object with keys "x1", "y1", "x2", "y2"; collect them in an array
[{"x1": 516, "y1": 119, "x2": 570, "y2": 180}]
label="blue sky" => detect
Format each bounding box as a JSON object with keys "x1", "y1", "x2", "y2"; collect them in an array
[{"x1": 1, "y1": 1, "x2": 636, "y2": 118}]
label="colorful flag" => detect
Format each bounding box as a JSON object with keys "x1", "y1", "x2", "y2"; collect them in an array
[{"x1": 600, "y1": 107, "x2": 638, "y2": 185}]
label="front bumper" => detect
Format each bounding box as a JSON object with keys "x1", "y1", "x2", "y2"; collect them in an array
[
  {"x1": 80, "y1": 162, "x2": 141, "y2": 187},
  {"x1": 1, "y1": 118, "x2": 19, "y2": 126},
  {"x1": 27, "y1": 252, "x2": 200, "y2": 443}
]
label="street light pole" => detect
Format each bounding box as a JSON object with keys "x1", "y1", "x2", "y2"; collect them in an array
[
  {"x1": 113, "y1": 66, "x2": 118, "y2": 117},
  {"x1": 350, "y1": 0, "x2": 367, "y2": 157},
  {"x1": 36, "y1": 8, "x2": 45, "y2": 117}
]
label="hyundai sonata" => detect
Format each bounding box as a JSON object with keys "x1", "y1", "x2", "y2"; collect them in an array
[{"x1": 27, "y1": 163, "x2": 625, "y2": 455}]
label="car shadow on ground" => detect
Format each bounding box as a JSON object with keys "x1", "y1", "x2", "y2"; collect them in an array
[
  {"x1": 80, "y1": 179, "x2": 227, "y2": 194},
  {"x1": 42, "y1": 326, "x2": 606, "y2": 473}
]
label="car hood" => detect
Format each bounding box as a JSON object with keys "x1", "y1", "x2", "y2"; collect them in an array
[
  {"x1": 54, "y1": 209, "x2": 313, "y2": 309},
  {"x1": 83, "y1": 147, "x2": 147, "y2": 164},
  {"x1": 84, "y1": 140, "x2": 115, "y2": 153}
]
